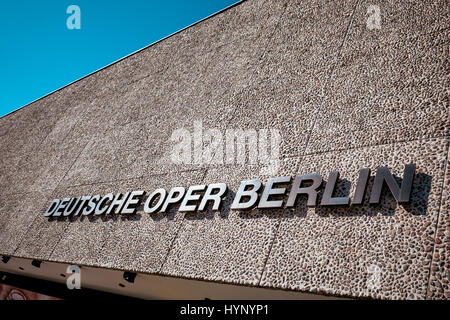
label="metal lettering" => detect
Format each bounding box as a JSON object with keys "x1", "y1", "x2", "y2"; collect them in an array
[
  {"x1": 121, "y1": 191, "x2": 145, "y2": 214},
  {"x1": 144, "y1": 188, "x2": 167, "y2": 214},
  {"x1": 54, "y1": 198, "x2": 71, "y2": 217},
  {"x1": 286, "y1": 174, "x2": 322, "y2": 207},
  {"x1": 352, "y1": 168, "x2": 370, "y2": 205},
  {"x1": 107, "y1": 192, "x2": 130, "y2": 214},
  {"x1": 42, "y1": 163, "x2": 418, "y2": 217},
  {"x1": 258, "y1": 176, "x2": 291, "y2": 208},
  {"x1": 63, "y1": 197, "x2": 81, "y2": 216},
  {"x1": 231, "y1": 180, "x2": 262, "y2": 210},
  {"x1": 198, "y1": 183, "x2": 227, "y2": 211},
  {"x1": 369, "y1": 163, "x2": 415, "y2": 204},
  {"x1": 179, "y1": 185, "x2": 206, "y2": 212},
  {"x1": 93, "y1": 193, "x2": 112, "y2": 215},
  {"x1": 320, "y1": 172, "x2": 350, "y2": 206},
  {"x1": 73, "y1": 196, "x2": 91, "y2": 216},
  {"x1": 44, "y1": 199, "x2": 60, "y2": 217},
  {"x1": 84, "y1": 194, "x2": 101, "y2": 215},
  {"x1": 160, "y1": 187, "x2": 186, "y2": 212}
]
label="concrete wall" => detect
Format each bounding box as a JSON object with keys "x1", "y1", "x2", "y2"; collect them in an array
[{"x1": 0, "y1": 0, "x2": 448, "y2": 299}]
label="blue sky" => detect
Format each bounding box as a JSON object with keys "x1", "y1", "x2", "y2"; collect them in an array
[{"x1": 0, "y1": 0, "x2": 239, "y2": 117}]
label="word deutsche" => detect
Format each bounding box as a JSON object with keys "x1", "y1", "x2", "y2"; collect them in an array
[{"x1": 44, "y1": 164, "x2": 415, "y2": 217}]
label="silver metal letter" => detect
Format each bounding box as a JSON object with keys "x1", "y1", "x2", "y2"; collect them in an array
[
  {"x1": 160, "y1": 187, "x2": 186, "y2": 212},
  {"x1": 369, "y1": 163, "x2": 415, "y2": 204},
  {"x1": 231, "y1": 180, "x2": 262, "y2": 210},
  {"x1": 54, "y1": 198, "x2": 71, "y2": 217},
  {"x1": 352, "y1": 168, "x2": 370, "y2": 205},
  {"x1": 198, "y1": 183, "x2": 227, "y2": 211},
  {"x1": 121, "y1": 190, "x2": 145, "y2": 214},
  {"x1": 73, "y1": 196, "x2": 91, "y2": 216},
  {"x1": 179, "y1": 185, "x2": 206, "y2": 212},
  {"x1": 107, "y1": 192, "x2": 130, "y2": 214},
  {"x1": 44, "y1": 199, "x2": 60, "y2": 217},
  {"x1": 63, "y1": 197, "x2": 81, "y2": 216},
  {"x1": 320, "y1": 172, "x2": 350, "y2": 206},
  {"x1": 286, "y1": 174, "x2": 322, "y2": 207},
  {"x1": 84, "y1": 194, "x2": 101, "y2": 215},
  {"x1": 258, "y1": 176, "x2": 291, "y2": 208},
  {"x1": 144, "y1": 188, "x2": 167, "y2": 214},
  {"x1": 93, "y1": 193, "x2": 113, "y2": 215}
]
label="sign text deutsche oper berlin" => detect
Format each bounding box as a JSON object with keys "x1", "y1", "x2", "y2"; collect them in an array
[{"x1": 44, "y1": 164, "x2": 416, "y2": 217}]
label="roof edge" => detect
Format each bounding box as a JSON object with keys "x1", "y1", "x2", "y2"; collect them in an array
[{"x1": 1, "y1": 0, "x2": 246, "y2": 119}]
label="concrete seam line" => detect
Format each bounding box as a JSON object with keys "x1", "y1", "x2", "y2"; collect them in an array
[
  {"x1": 425, "y1": 139, "x2": 450, "y2": 299},
  {"x1": 301, "y1": 0, "x2": 361, "y2": 158},
  {"x1": 257, "y1": 217, "x2": 282, "y2": 287}
]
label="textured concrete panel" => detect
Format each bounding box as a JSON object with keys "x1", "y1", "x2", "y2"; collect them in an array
[
  {"x1": 0, "y1": 190, "x2": 53, "y2": 255},
  {"x1": 61, "y1": 120, "x2": 165, "y2": 186},
  {"x1": 428, "y1": 148, "x2": 450, "y2": 299},
  {"x1": 161, "y1": 158, "x2": 299, "y2": 285},
  {"x1": 60, "y1": 108, "x2": 234, "y2": 187},
  {"x1": 13, "y1": 201, "x2": 69, "y2": 260},
  {"x1": 81, "y1": 0, "x2": 286, "y2": 88},
  {"x1": 260, "y1": 138, "x2": 448, "y2": 299},
  {"x1": 57, "y1": 0, "x2": 286, "y2": 136},
  {"x1": 0, "y1": 117, "x2": 12, "y2": 137},
  {"x1": 56, "y1": 1, "x2": 287, "y2": 187},
  {"x1": 221, "y1": 0, "x2": 357, "y2": 158},
  {"x1": 0, "y1": 155, "x2": 39, "y2": 196},
  {"x1": 306, "y1": 0, "x2": 449, "y2": 154},
  {"x1": 253, "y1": 0, "x2": 356, "y2": 88},
  {"x1": 1, "y1": 100, "x2": 99, "y2": 195},
  {"x1": 94, "y1": 170, "x2": 206, "y2": 272},
  {"x1": 0, "y1": 88, "x2": 82, "y2": 159},
  {"x1": 0, "y1": 117, "x2": 54, "y2": 161},
  {"x1": 28, "y1": 104, "x2": 94, "y2": 193},
  {"x1": 25, "y1": 181, "x2": 132, "y2": 264}
]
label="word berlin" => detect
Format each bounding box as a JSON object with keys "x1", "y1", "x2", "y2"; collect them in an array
[{"x1": 44, "y1": 164, "x2": 416, "y2": 217}]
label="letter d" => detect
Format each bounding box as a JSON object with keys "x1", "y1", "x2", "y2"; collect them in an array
[{"x1": 44, "y1": 199, "x2": 60, "y2": 217}]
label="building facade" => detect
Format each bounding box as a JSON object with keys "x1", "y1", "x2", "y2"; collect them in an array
[{"x1": 0, "y1": 0, "x2": 449, "y2": 299}]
